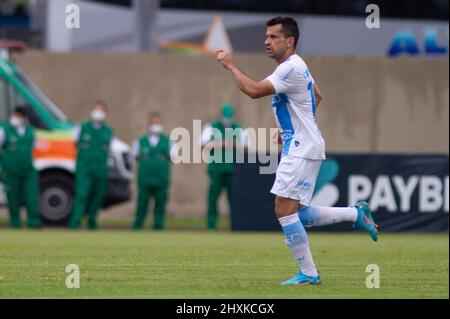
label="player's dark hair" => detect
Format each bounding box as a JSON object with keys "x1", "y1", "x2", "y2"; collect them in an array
[
  {"x1": 266, "y1": 16, "x2": 299, "y2": 48},
  {"x1": 14, "y1": 105, "x2": 28, "y2": 118}
]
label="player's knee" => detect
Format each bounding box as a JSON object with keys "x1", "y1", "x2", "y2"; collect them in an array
[
  {"x1": 274, "y1": 198, "x2": 299, "y2": 218},
  {"x1": 274, "y1": 205, "x2": 292, "y2": 218}
]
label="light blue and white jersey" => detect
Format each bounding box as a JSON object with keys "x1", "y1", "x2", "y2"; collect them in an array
[{"x1": 266, "y1": 54, "x2": 326, "y2": 160}]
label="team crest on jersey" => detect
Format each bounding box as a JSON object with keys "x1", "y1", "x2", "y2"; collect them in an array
[
  {"x1": 272, "y1": 95, "x2": 281, "y2": 104},
  {"x1": 294, "y1": 140, "x2": 300, "y2": 147}
]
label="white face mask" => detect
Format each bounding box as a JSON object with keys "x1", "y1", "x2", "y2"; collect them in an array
[
  {"x1": 149, "y1": 124, "x2": 163, "y2": 134},
  {"x1": 9, "y1": 115, "x2": 24, "y2": 128},
  {"x1": 91, "y1": 109, "x2": 106, "y2": 122},
  {"x1": 222, "y1": 117, "x2": 233, "y2": 127}
]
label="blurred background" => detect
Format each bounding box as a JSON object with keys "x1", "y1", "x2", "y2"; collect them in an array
[{"x1": 0, "y1": 0, "x2": 448, "y2": 231}]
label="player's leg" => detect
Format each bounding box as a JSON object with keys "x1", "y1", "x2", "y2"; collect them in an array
[
  {"x1": 299, "y1": 206, "x2": 357, "y2": 227},
  {"x1": 275, "y1": 197, "x2": 321, "y2": 285},
  {"x1": 299, "y1": 203, "x2": 378, "y2": 241},
  {"x1": 270, "y1": 155, "x2": 321, "y2": 285}
]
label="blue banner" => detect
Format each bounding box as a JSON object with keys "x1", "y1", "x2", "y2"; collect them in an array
[{"x1": 231, "y1": 154, "x2": 449, "y2": 232}]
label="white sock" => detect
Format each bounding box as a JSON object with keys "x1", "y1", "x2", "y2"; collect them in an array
[
  {"x1": 279, "y1": 213, "x2": 318, "y2": 277},
  {"x1": 299, "y1": 206, "x2": 358, "y2": 228}
]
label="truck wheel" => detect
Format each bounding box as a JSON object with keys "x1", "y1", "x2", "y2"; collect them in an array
[{"x1": 40, "y1": 172, "x2": 74, "y2": 225}]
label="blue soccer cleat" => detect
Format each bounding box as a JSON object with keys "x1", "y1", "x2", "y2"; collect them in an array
[
  {"x1": 281, "y1": 272, "x2": 321, "y2": 286},
  {"x1": 353, "y1": 201, "x2": 379, "y2": 241}
]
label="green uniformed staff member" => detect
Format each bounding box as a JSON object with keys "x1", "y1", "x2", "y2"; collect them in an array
[
  {"x1": 68, "y1": 101, "x2": 113, "y2": 229},
  {"x1": 132, "y1": 112, "x2": 174, "y2": 230},
  {"x1": 200, "y1": 103, "x2": 249, "y2": 230},
  {"x1": 0, "y1": 106, "x2": 42, "y2": 228}
]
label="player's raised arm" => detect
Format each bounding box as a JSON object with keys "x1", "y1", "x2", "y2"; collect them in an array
[{"x1": 216, "y1": 49, "x2": 275, "y2": 99}]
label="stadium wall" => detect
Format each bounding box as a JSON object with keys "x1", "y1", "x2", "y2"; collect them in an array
[{"x1": 12, "y1": 51, "x2": 449, "y2": 219}]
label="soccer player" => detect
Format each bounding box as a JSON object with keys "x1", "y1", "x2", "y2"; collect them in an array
[{"x1": 216, "y1": 16, "x2": 378, "y2": 285}]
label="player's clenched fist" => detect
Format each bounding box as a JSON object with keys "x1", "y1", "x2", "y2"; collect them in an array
[{"x1": 216, "y1": 49, "x2": 234, "y2": 70}]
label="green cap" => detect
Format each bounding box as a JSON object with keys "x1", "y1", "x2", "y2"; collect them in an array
[{"x1": 222, "y1": 103, "x2": 234, "y2": 119}]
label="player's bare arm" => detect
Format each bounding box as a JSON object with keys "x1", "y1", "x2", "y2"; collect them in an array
[
  {"x1": 216, "y1": 49, "x2": 275, "y2": 99},
  {"x1": 314, "y1": 83, "x2": 323, "y2": 107}
]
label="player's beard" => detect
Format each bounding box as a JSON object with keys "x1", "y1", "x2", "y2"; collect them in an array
[{"x1": 267, "y1": 46, "x2": 286, "y2": 62}]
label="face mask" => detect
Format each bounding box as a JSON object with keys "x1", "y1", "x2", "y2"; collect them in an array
[
  {"x1": 91, "y1": 110, "x2": 106, "y2": 122},
  {"x1": 9, "y1": 115, "x2": 24, "y2": 128},
  {"x1": 149, "y1": 124, "x2": 163, "y2": 134},
  {"x1": 222, "y1": 117, "x2": 233, "y2": 127}
]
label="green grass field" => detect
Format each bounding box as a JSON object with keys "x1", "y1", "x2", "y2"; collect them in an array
[{"x1": 0, "y1": 229, "x2": 448, "y2": 299}]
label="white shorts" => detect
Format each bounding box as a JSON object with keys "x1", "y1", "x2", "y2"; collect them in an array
[{"x1": 270, "y1": 155, "x2": 322, "y2": 206}]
